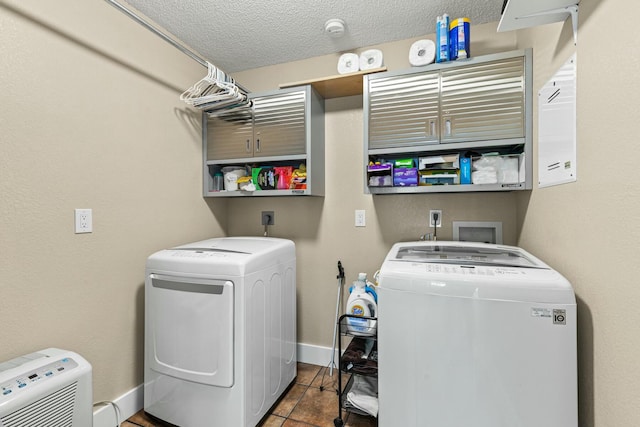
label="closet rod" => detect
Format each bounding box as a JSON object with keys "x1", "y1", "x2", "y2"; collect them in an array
[{"x1": 105, "y1": 0, "x2": 208, "y2": 68}]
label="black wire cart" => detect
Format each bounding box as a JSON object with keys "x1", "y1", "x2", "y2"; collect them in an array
[{"x1": 333, "y1": 314, "x2": 378, "y2": 427}]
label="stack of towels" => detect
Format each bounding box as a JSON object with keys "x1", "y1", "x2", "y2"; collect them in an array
[
  {"x1": 345, "y1": 376, "x2": 378, "y2": 417},
  {"x1": 341, "y1": 337, "x2": 378, "y2": 417}
]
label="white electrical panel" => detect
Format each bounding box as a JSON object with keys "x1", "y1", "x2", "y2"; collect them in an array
[{"x1": 538, "y1": 54, "x2": 577, "y2": 188}]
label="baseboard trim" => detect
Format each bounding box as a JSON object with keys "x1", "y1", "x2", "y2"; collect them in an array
[
  {"x1": 92, "y1": 384, "x2": 143, "y2": 427},
  {"x1": 296, "y1": 341, "x2": 338, "y2": 368},
  {"x1": 92, "y1": 342, "x2": 335, "y2": 425}
]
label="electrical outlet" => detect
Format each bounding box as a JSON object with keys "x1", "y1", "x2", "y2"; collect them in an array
[
  {"x1": 429, "y1": 209, "x2": 442, "y2": 228},
  {"x1": 75, "y1": 208, "x2": 93, "y2": 233},
  {"x1": 355, "y1": 210, "x2": 366, "y2": 227},
  {"x1": 261, "y1": 211, "x2": 275, "y2": 226}
]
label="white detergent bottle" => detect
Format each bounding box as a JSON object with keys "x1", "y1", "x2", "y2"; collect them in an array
[{"x1": 346, "y1": 273, "x2": 378, "y2": 336}]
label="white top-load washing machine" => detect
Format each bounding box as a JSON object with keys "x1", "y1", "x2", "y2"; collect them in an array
[
  {"x1": 144, "y1": 237, "x2": 296, "y2": 427},
  {"x1": 377, "y1": 241, "x2": 577, "y2": 427}
]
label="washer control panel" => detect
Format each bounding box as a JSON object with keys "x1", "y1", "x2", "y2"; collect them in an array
[
  {"x1": 422, "y1": 263, "x2": 528, "y2": 276},
  {"x1": 0, "y1": 357, "x2": 78, "y2": 401}
]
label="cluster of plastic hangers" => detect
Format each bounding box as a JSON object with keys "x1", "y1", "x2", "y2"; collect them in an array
[{"x1": 180, "y1": 62, "x2": 251, "y2": 115}]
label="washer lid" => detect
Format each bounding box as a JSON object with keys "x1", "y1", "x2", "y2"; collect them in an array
[
  {"x1": 379, "y1": 241, "x2": 575, "y2": 304},
  {"x1": 391, "y1": 242, "x2": 544, "y2": 269}
]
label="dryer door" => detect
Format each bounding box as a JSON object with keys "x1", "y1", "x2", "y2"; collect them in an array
[{"x1": 147, "y1": 274, "x2": 234, "y2": 387}]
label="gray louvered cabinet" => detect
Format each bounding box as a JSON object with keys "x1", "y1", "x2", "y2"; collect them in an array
[
  {"x1": 252, "y1": 90, "x2": 307, "y2": 157},
  {"x1": 207, "y1": 88, "x2": 309, "y2": 160},
  {"x1": 440, "y1": 56, "x2": 525, "y2": 144},
  {"x1": 364, "y1": 49, "x2": 532, "y2": 194},
  {"x1": 204, "y1": 85, "x2": 325, "y2": 197},
  {"x1": 368, "y1": 71, "x2": 440, "y2": 149}
]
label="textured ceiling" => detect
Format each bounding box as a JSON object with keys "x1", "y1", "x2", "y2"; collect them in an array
[{"x1": 123, "y1": 0, "x2": 505, "y2": 73}]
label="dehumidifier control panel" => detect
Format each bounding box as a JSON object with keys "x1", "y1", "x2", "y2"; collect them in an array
[{"x1": 0, "y1": 357, "x2": 79, "y2": 402}]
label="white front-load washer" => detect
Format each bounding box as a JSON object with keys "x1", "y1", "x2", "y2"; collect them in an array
[
  {"x1": 143, "y1": 237, "x2": 296, "y2": 427},
  {"x1": 377, "y1": 241, "x2": 577, "y2": 427}
]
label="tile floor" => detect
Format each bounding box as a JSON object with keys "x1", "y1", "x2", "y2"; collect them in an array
[{"x1": 123, "y1": 362, "x2": 376, "y2": 427}]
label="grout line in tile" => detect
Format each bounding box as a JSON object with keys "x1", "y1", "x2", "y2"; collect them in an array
[{"x1": 286, "y1": 383, "x2": 310, "y2": 417}]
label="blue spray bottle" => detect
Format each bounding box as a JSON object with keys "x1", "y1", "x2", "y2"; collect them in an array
[{"x1": 436, "y1": 14, "x2": 450, "y2": 63}]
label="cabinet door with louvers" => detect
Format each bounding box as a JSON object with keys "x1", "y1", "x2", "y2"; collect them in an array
[
  {"x1": 252, "y1": 89, "x2": 307, "y2": 157},
  {"x1": 440, "y1": 56, "x2": 525, "y2": 144},
  {"x1": 206, "y1": 109, "x2": 254, "y2": 161},
  {"x1": 366, "y1": 71, "x2": 440, "y2": 150}
]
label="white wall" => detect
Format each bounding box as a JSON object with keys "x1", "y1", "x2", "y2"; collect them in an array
[{"x1": 0, "y1": 0, "x2": 226, "y2": 404}]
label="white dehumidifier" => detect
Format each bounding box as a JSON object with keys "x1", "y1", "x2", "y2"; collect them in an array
[{"x1": 0, "y1": 348, "x2": 93, "y2": 426}]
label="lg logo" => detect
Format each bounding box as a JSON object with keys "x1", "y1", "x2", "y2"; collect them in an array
[{"x1": 553, "y1": 309, "x2": 567, "y2": 325}]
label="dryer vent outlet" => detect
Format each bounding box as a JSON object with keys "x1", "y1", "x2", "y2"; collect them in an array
[{"x1": 261, "y1": 211, "x2": 275, "y2": 226}]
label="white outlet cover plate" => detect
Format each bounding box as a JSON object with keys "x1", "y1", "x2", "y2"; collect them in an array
[
  {"x1": 75, "y1": 208, "x2": 93, "y2": 233},
  {"x1": 355, "y1": 210, "x2": 366, "y2": 227}
]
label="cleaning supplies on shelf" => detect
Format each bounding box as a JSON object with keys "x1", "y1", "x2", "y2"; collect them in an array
[
  {"x1": 254, "y1": 167, "x2": 277, "y2": 190},
  {"x1": 273, "y1": 166, "x2": 294, "y2": 190},
  {"x1": 460, "y1": 156, "x2": 472, "y2": 184},
  {"x1": 393, "y1": 158, "x2": 418, "y2": 187},
  {"x1": 221, "y1": 166, "x2": 247, "y2": 191},
  {"x1": 212, "y1": 172, "x2": 224, "y2": 191},
  {"x1": 347, "y1": 272, "x2": 378, "y2": 301},
  {"x1": 367, "y1": 162, "x2": 393, "y2": 187},
  {"x1": 450, "y1": 17, "x2": 471, "y2": 60},
  {"x1": 237, "y1": 176, "x2": 255, "y2": 191},
  {"x1": 436, "y1": 14, "x2": 450, "y2": 63},
  {"x1": 290, "y1": 164, "x2": 307, "y2": 189},
  {"x1": 346, "y1": 273, "x2": 378, "y2": 336}
]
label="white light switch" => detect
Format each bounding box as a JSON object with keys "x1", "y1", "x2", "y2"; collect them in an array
[{"x1": 355, "y1": 210, "x2": 366, "y2": 227}]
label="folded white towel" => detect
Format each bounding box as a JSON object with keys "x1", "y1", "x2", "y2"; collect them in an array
[
  {"x1": 346, "y1": 376, "x2": 378, "y2": 417},
  {"x1": 471, "y1": 170, "x2": 497, "y2": 185}
]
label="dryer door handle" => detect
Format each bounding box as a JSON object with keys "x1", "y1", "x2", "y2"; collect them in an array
[{"x1": 151, "y1": 277, "x2": 225, "y2": 294}]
